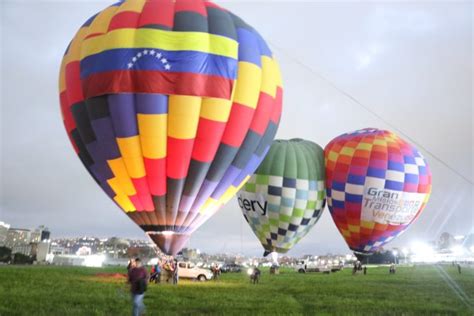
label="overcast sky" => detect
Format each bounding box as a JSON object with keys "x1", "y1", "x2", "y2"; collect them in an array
[{"x1": 1, "y1": 1, "x2": 472, "y2": 256}]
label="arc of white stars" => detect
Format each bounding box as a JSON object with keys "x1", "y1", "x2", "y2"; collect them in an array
[{"x1": 127, "y1": 49, "x2": 172, "y2": 70}]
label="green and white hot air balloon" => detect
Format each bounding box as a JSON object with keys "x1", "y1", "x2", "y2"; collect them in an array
[{"x1": 237, "y1": 139, "x2": 326, "y2": 257}]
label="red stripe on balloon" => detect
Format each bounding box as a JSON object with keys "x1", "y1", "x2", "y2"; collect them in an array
[
  {"x1": 81, "y1": 70, "x2": 233, "y2": 100},
  {"x1": 175, "y1": 0, "x2": 207, "y2": 16},
  {"x1": 192, "y1": 118, "x2": 226, "y2": 163},
  {"x1": 270, "y1": 87, "x2": 283, "y2": 124},
  {"x1": 167, "y1": 137, "x2": 195, "y2": 179},
  {"x1": 220, "y1": 103, "x2": 255, "y2": 147},
  {"x1": 144, "y1": 157, "x2": 166, "y2": 196},
  {"x1": 139, "y1": 0, "x2": 175, "y2": 28},
  {"x1": 108, "y1": 12, "x2": 140, "y2": 31},
  {"x1": 65, "y1": 61, "x2": 84, "y2": 105},
  {"x1": 249, "y1": 92, "x2": 273, "y2": 136}
]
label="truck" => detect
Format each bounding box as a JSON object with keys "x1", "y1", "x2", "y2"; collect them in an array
[
  {"x1": 177, "y1": 261, "x2": 214, "y2": 281},
  {"x1": 294, "y1": 260, "x2": 331, "y2": 274}
]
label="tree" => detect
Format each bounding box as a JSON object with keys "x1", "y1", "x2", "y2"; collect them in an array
[{"x1": 0, "y1": 246, "x2": 12, "y2": 263}]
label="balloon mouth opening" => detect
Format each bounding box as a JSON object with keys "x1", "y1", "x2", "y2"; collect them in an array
[{"x1": 146, "y1": 231, "x2": 176, "y2": 236}]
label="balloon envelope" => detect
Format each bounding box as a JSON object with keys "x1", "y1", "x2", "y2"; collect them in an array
[
  {"x1": 59, "y1": 0, "x2": 283, "y2": 255},
  {"x1": 238, "y1": 139, "x2": 326, "y2": 255},
  {"x1": 325, "y1": 128, "x2": 432, "y2": 254}
]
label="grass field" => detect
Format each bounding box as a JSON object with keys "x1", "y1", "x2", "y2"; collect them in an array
[{"x1": 0, "y1": 264, "x2": 473, "y2": 315}]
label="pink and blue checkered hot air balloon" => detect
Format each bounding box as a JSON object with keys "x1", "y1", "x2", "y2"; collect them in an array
[{"x1": 325, "y1": 129, "x2": 432, "y2": 254}]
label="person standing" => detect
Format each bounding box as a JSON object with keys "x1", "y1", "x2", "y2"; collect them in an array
[
  {"x1": 128, "y1": 258, "x2": 148, "y2": 316},
  {"x1": 457, "y1": 264, "x2": 462, "y2": 274},
  {"x1": 363, "y1": 266, "x2": 367, "y2": 275},
  {"x1": 173, "y1": 259, "x2": 179, "y2": 285}
]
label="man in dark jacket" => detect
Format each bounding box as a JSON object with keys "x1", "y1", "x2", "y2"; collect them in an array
[{"x1": 128, "y1": 258, "x2": 148, "y2": 316}]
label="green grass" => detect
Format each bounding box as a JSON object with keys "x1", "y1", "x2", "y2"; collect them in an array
[{"x1": 0, "y1": 265, "x2": 473, "y2": 315}]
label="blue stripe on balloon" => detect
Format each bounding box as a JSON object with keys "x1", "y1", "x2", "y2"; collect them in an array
[
  {"x1": 367, "y1": 167, "x2": 386, "y2": 179},
  {"x1": 404, "y1": 155, "x2": 416, "y2": 164},
  {"x1": 80, "y1": 48, "x2": 238, "y2": 80},
  {"x1": 385, "y1": 180, "x2": 404, "y2": 191},
  {"x1": 136, "y1": 94, "x2": 168, "y2": 114},
  {"x1": 332, "y1": 200, "x2": 345, "y2": 208},
  {"x1": 332, "y1": 181, "x2": 346, "y2": 191},
  {"x1": 347, "y1": 174, "x2": 365, "y2": 185},
  {"x1": 283, "y1": 177, "x2": 296, "y2": 188},
  {"x1": 108, "y1": 94, "x2": 138, "y2": 138},
  {"x1": 418, "y1": 166, "x2": 428, "y2": 175},
  {"x1": 388, "y1": 161, "x2": 404, "y2": 172},
  {"x1": 404, "y1": 173, "x2": 419, "y2": 184},
  {"x1": 295, "y1": 189, "x2": 308, "y2": 200},
  {"x1": 345, "y1": 193, "x2": 363, "y2": 203},
  {"x1": 236, "y1": 28, "x2": 262, "y2": 66}
]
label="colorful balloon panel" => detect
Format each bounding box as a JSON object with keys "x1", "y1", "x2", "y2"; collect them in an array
[
  {"x1": 59, "y1": 0, "x2": 283, "y2": 255},
  {"x1": 238, "y1": 139, "x2": 326, "y2": 255},
  {"x1": 325, "y1": 128, "x2": 432, "y2": 254}
]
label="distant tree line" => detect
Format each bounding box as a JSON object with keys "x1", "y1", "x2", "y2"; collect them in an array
[
  {"x1": 0, "y1": 246, "x2": 35, "y2": 264},
  {"x1": 355, "y1": 250, "x2": 396, "y2": 264}
]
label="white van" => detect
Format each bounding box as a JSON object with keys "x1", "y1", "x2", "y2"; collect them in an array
[
  {"x1": 295, "y1": 260, "x2": 331, "y2": 274},
  {"x1": 177, "y1": 261, "x2": 213, "y2": 281}
]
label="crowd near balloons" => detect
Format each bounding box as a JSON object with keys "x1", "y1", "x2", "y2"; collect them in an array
[{"x1": 59, "y1": 0, "x2": 432, "y2": 261}]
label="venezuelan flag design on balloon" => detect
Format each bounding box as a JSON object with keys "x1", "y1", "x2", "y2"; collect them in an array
[
  {"x1": 325, "y1": 129, "x2": 432, "y2": 254},
  {"x1": 59, "y1": 0, "x2": 283, "y2": 255},
  {"x1": 238, "y1": 139, "x2": 326, "y2": 256}
]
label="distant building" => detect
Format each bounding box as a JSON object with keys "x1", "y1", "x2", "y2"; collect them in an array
[
  {"x1": 36, "y1": 241, "x2": 51, "y2": 262},
  {"x1": 31, "y1": 225, "x2": 50, "y2": 243},
  {"x1": 0, "y1": 221, "x2": 10, "y2": 246},
  {"x1": 5, "y1": 228, "x2": 31, "y2": 249},
  {"x1": 11, "y1": 243, "x2": 32, "y2": 256}
]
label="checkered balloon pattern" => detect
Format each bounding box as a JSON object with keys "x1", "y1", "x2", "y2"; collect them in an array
[
  {"x1": 238, "y1": 139, "x2": 326, "y2": 255},
  {"x1": 325, "y1": 128, "x2": 432, "y2": 254},
  {"x1": 59, "y1": 0, "x2": 282, "y2": 255}
]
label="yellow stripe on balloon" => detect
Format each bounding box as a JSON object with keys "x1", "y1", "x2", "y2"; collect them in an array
[
  {"x1": 107, "y1": 158, "x2": 136, "y2": 195},
  {"x1": 361, "y1": 220, "x2": 375, "y2": 229},
  {"x1": 232, "y1": 61, "x2": 262, "y2": 109},
  {"x1": 200, "y1": 98, "x2": 232, "y2": 123},
  {"x1": 348, "y1": 225, "x2": 360, "y2": 233},
  {"x1": 168, "y1": 95, "x2": 201, "y2": 139},
  {"x1": 260, "y1": 56, "x2": 278, "y2": 98},
  {"x1": 113, "y1": 195, "x2": 136, "y2": 212},
  {"x1": 116, "y1": 136, "x2": 146, "y2": 178},
  {"x1": 200, "y1": 198, "x2": 218, "y2": 215},
  {"x1": 84, "y1": 6, "x2": 117, "y2": 38},
  {"x1": 80, "y1": 28, "x2": 238, "y2": 60},
  {"x1": 138, "y1": 114, "x2": 167, "y2": 159},
  {"x1": 340, "y1": 147, "x2": 355, "y2": 157}
]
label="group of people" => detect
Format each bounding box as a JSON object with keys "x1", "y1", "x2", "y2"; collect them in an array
[
  {"x1": 149, "y1": 258, "x2": 179, "y2": 285},
  {"x1": 126, "y1": 257, "x2": 180, "y2": 316}
]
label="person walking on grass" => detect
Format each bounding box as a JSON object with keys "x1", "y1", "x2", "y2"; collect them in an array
[
  {"x1": 457, "y1": 263, "x2": 462, "y2": 274},
  {"x1": 173, "y1": 259, "x2": 179, "y2": 285},
  {"x1": 128, "y1": 258, "x2": 148, "y2": 316},
  {"x1": 363, "y1": 266, "x2": 367, "y2": 275}
]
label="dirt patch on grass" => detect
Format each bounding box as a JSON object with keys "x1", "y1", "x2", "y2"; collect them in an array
[{"x1": 94, "y1": 273, "x2": 127, "y2": 279}]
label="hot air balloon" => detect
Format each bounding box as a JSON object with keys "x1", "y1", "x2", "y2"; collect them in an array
[
  {"x1": 237, "y1": 139, "x2": 326, "y2": 257},
  {"x1": 59, "y1": 0, "x2": 283, "y2": 255},
  {"x1": 325, "y1": 128, "x2": 432, "y2": 254}
]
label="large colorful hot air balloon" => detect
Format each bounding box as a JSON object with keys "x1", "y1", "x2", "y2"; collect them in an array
[
  {"x1": 325, "y1": 128, "x2": 432, "y2": 254},
  {"x1": 59, "y1": 0, "x2": 283, "y2": 255},
  {"x1": 238, "y1": 139, "x2": 326, "y2": 256}
]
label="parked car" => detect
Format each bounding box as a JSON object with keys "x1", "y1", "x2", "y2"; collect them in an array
[
  {"x1": 295, "y1": 260, "x2": 331, "y2": 274},
  {"x1": 177, "y1": 261, "x2": 213, "y2": 281},
  {"x1": 221, "y1": 263, "x2": 242, "y2": 273}
]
